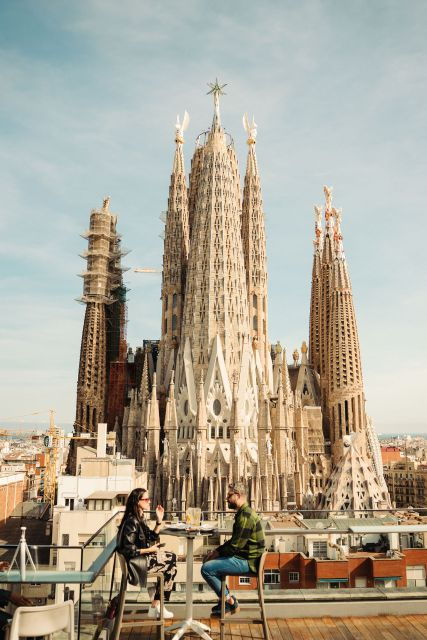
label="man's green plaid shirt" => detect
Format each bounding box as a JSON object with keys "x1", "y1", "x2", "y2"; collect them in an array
[{"x1": 217, "y1": 503, "x2": 265, "y2": 573}]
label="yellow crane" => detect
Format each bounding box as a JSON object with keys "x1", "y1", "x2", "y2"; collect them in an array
[{"x1": 43, "y1": 409, "x2": 59, "y2": 511}]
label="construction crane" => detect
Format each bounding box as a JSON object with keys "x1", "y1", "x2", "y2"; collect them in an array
[
  {"x1": 43, "y1": 409, "x2": 59, "y2": 512},
  {"x1": 133, "y1": 267, "x2": 162, "y2": 273}
]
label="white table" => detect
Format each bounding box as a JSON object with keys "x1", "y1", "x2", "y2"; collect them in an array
[{"x1": 163, "y1": 526, "x2": 214, "y2": 640}]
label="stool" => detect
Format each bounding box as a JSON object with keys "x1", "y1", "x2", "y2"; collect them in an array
[
  {"x1": 111, "y1": 552, "x2": 165, "y2": 640},
  {"x1": 219, "y1": 551, "x2": 270, "y2": 640}
]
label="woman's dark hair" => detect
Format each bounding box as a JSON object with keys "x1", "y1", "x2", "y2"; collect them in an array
[{"x1": 119, "y1": 487, "x2": 147, "y2": 529}]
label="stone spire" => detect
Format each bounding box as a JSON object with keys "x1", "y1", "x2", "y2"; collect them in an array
[
  {"x1": 273, "y1": 371, "x2": 291, "y2": 508},
  {"x1": 319, "y1": 186, "x2": 336, "y2": 439},
  {"x1": 326, "y1": 206, "x2": 366, "y2": 457},
  {"x1": 68, "y1": 197, "x2": 123, "y2": 473},
  {"x1": 147, "y1": 373, "x2": 160, "y2": 498},
  {"x1": 241, "y1": 114, "x2": 269, "y2": 378},
  {"x1": 257, "y1": 380, "x2": 273, "y2": 510},
  {"x1": 194, "y1": 373, "x2": 207, "y2": 505},
  {"x1": 179, "y1": 83, "x2": 250, "y2": 386},
  {"x1": 309, "y1": 205, "x2": 323, "y2": 373},
  {"x1": 158, "y1": 112, "x2": 190, "y2": 392},
  {"x1": 229, "y1": 376, "x2": 240, "y2": 484},
  {"x1": 163, "y1": 370, "x2": 179, "y2": 508}
]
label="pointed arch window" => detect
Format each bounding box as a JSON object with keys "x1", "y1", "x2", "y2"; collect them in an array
[
  {"x1": 253, "y1": 315, "x2": 258, "y2": 331},
  {"x1": 172, "y1": 315, "x2": 177, "y2": 331}
]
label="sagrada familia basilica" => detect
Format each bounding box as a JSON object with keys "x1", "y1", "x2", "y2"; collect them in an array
[{"x1": 69, "y1": 81, "x2": 391, "y2": 515}]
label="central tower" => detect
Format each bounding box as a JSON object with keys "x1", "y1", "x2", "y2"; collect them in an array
[{"x1": 175, "y1": 82, "x2": 259, "y2": 445}]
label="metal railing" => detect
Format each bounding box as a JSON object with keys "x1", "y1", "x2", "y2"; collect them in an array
[{"x1": 1, "y1": 510, "x2": 427, "y2": 639}]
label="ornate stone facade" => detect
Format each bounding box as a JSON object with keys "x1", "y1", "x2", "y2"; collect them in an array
[{"x1": 106, "y1": 85, "x2": 390, "y2": 514}]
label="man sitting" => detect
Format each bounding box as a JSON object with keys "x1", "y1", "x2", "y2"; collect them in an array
[{"x1": 201, "y1": 482, "x2": 265, "y2": 615}]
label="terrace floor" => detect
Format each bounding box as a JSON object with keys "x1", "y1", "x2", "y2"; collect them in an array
[{"x1": 120, "y1": 614, "x2": 427, "y2": 640}]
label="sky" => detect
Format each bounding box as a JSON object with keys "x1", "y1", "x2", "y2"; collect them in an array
[{"x1": 0, "y1": 0, "x2": 426, "y2": 433}]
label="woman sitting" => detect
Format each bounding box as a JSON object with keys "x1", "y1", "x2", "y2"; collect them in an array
[{"x1": 117, "y1": 488, "x2": 177, "y2": 619}]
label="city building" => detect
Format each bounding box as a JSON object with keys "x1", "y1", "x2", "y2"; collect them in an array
[
  {"x1": 384, "y1": 459, "x2": 427, "y2": 509},
  {"x1": 0, "y1": 472, "x2": 25, "y2": 522}
]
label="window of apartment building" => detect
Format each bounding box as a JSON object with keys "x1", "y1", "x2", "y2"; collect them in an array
[
  {"x1": 374, "y1": 578, "x2": 397, "y2": 589},
  {"x1": 86, "y1": 498, "x2": 111, "y2": 511},
  {"x1": 312, "y1": 541, "x2": 328, "y2": 559},
  {"x1": 288, "y1": 572, "x2": 299, "y2": 583},
  {"x1": 64, "y1": 562, "x2": 76, "y2": 572},
  {"x1": 317, "y1": 580, "x2": 346, "y2": 589},
  {"x1": 239, "y1": 577, "x2": 251, "y2": 585},
  {"x1": 88, "y1": 534, "x2": 106, "y2": 548},
  {"x1": 264, "y1": 569, "x2": 280, "y2": 589},
  {"x1": 355, "y1": 577, "x2": 367, "y2": 588},
  {"x1": 407, "y1": 565, "x2": 426, "y2": 587},
  {"x1": 62, "y1": 534, "x2": 70, "y2": 546}
]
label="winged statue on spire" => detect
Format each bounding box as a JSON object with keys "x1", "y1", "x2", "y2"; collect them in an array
[
  {"x1": 175, "y1": 110, "x2": 190, "y2": 144},
  {"x1": 323, "y1": 185, "x2": 333, "y2": 212},
  {"x1": 314, "y1": 204, "x2": 323, "y2": 225},
  {"x1": 332, "y1": 207, "x2": 342, "y2": 226},
  {"x1": 242, "y1": 113, "x2": 257, "y2": 144}
]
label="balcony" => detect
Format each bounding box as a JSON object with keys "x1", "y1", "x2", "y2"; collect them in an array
[{"x1": 1, "y1": 513, "x2": 427, "y2": 640}]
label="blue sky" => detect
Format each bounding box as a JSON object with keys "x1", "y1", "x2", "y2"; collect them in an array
[{"x1": 0, "y1": 1, "x2": 426, "y2": 433}]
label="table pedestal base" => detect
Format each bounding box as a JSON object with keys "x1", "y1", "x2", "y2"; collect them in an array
[{"x1": 168, "y1": 618, "x2": 212, "y2": 640}]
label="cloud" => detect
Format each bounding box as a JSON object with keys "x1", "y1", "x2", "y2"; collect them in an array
[{"x1": 0, "y1": 1, "x2": 426, "y2": 427}]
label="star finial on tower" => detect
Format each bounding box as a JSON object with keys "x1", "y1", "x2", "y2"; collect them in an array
[
  {"x1": 207, "y1": 78, "x2": 227, "y2": 128},
  {"x1": 207, "y1": 78, "x2": 227, "y2": 97}
]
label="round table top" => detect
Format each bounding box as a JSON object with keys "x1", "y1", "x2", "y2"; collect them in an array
[{"x1": 162, "y1": 524, "x2": 218, "y2": 537}]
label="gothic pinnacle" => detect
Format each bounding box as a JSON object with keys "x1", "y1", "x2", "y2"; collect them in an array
[
  {"x1": 243, "y1": 113, "x2": 258, "y2": 175},
  {"x1": 173, "y1": 111, "x2": 189, "y2": 174},
  {"x1": 313, "y1": 205, "x2": 323, "y2": 251},
  {"x1": 332, "y1": 207, "x2": 345, "y2": 259}
]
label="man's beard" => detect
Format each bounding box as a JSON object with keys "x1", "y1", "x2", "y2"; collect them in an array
[{"x1": 227, "y1": 500, "x2": 236, "y2": 510}]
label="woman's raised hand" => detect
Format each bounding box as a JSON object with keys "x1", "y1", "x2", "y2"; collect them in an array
[{"x1": 155, "y1": 505, "x2": 164, "y2": 522}]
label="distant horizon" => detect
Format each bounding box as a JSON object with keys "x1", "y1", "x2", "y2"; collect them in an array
[{"x1": 1, "y1": 420, "x2": 425, "y2": 437}]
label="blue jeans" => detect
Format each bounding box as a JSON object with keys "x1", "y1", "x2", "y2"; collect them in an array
[{"x1": 201, "y1": 556, "x2": 252, "y2": 598}]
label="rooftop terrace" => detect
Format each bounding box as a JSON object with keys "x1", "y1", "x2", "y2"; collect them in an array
[{"x1": 119, "y1": 615, "x2": 427, "y2": 640}]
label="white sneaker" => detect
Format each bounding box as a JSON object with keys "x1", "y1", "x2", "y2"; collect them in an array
[{"x1": 148, "y1": 604, "x2": 174, "y2": 619}]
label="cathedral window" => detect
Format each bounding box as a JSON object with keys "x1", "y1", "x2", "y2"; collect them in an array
[
  {"x1": 172, "y1": 315, "x2": 177, "y2": 331},
  {"x1": 253, "y1": 294, "x2": 257, "y2": 308},
  {"x1": 213, "y1": 399, "x2": 221, "y2": 416},
  {"x1": 173, "y1": 293, "x2": 177, "y2": 308},
  {"x1": 253, "y1": 316, "x2": 258, "y2": 331}
]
